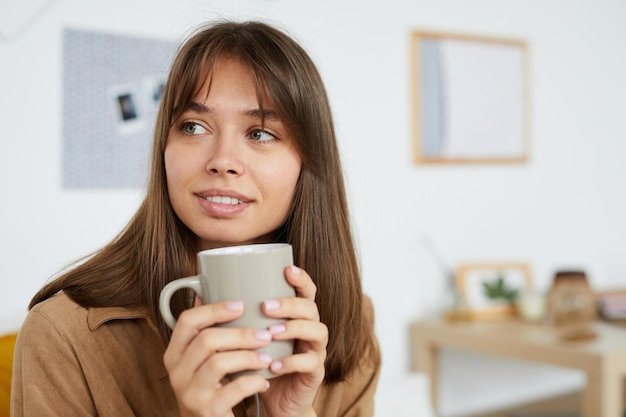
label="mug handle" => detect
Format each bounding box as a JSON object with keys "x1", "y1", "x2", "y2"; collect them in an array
[{"x1": 159, "y1": 275, "x2": 203, "y2": 329}]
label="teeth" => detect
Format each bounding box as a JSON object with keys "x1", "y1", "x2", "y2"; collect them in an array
[{"x1": 206, "y1": 196, "x2": 241, "y2": 205}]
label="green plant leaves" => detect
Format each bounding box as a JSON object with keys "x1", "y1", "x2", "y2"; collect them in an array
[{"x1": 482, "y1": 274, "x2": 518, "y2": 303}]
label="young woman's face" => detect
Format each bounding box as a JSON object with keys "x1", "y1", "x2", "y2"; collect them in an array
[{"x1": 165, "y1": 56, "x2": 302, "y2": 250}]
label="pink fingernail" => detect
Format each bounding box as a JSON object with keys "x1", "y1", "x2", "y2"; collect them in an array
[
  {"x1": 264, "y1": 299, "x2": 280, "y2": 311},
  {"x1": 227, "y1": 301, "x2": 244, "y2": 311},
  {"x1": 270, "y1": 361, "x2": 283, "y2": 372},
  {"x1": 255, "y1": 330, "x2": 272, "y2": 341},
  {"x1": 269, "y1": 324, "x2": 286, "y2": 334},
  {"x1": 290, "y1": 265, "x2": 301, "y2": 275}
]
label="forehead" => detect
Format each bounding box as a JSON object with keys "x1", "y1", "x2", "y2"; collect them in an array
[{"x1": 192, "y1": 56, "x2": 266, "y2": 104}]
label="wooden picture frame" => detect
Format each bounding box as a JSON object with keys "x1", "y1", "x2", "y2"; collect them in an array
[
  {"x1": 455, "y1": 262, "x2": 532, "y2": 319},
  {"x1": 410, "y1": 30, "x2": 530, "y2": 164}
]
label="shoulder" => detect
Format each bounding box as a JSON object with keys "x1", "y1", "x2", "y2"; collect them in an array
[
  {"x1": 22, "y1": 292, "x2": 89, "y2": 339},
  {"x1": 13, "y1": 293, "x2": 91, "y2": 388},
  {"x1": 30, "y1": 291, "x2": 84, "y2": 316},
  {"x1": 23, "y1": 292, "x2": 152, "y2": 338}
]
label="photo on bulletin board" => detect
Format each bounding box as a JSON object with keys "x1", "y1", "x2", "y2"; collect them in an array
[
  {"x1": 410, "y1": 31, "x2": 530, "y2": 164},
  {"x1": 455, "y1": 262, "x2": 532, "y2": 319}
]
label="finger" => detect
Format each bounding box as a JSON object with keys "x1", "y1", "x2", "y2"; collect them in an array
[
  {"x1": 186, "y1": 327, "x2": 273, "y2": 365},
  {"x1": 181, "y1": 373, "x2": 269, "y2": 417},
  {"x1": 191, "y1": 349, "x2": 272, "y2": 389},
  {"x1": 164, "y1": 301, "x2": 245, "y2": 369},
  {"x1": 168, "y1": 327, "x2": 273, "y2": 387},
  {"x1": 269, "y1": 350, "x2": 326, "y2": 376},
  {"x1": 284, "y1": 265, "x2": 317, "y2": 300},
  {"x1": 262, "y1": 297, "x2": 319, "y2": 321},
  {"x1": 216, "y1": 374, "x2": 270, "y2": 410},
  {"x1": 177, "y1": 300, "x2": 245, "y2": 330},
  {"x1": 195, "y1": 355, "x2": 271, "y2": 415},
  {"x1": 268, "y1": 320, "x2": 328, "y2": 352}
]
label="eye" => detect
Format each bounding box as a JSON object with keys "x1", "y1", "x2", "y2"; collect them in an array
[
  {"x1": 248, "y1": 129, "x2": 276, "y2": 142},
  {"x1": 181, "y1": 122, "x2": 207, "y2": 135}
]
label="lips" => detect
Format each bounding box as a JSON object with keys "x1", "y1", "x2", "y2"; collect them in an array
[{"x1": 196, "y1": 191, "x2": 251, "y2": 217}]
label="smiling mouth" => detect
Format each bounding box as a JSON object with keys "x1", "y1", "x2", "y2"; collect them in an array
[{"x1": 202, "y1": 196, "x2": 243, "y2": 205}]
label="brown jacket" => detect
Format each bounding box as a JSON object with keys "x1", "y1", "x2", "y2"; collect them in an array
[{"x1": 11, "y1": 293, "x2": 380, "y2": 416}]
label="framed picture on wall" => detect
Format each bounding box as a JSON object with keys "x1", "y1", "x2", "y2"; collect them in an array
[
  {"x1": 455, "y1": 262, "x2": 532, "y2": 319},
  {"x1": 410, "y1": 30, "x2": 530, "y2": 164},
  {"x1": 108, "y1": 83, "x2": 147, "y2": 135}
]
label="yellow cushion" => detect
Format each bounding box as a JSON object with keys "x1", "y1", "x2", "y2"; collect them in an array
[{"x1": 0, "y1": 333, "x2": 17, "y2": 417}]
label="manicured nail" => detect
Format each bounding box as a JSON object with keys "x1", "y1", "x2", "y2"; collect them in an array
[
  {"x1": 259, "y1": 353, "x2": 272, "y2": 363},
  {"x1": 264, "y1": 299, "x2": 280, "y2": 311},
  {"x1": 290, "y1": 265, "x2": 301, "y2": 275},
  {"x1": 265, "y1": 380, "x2": 271, "y2": 389},
  {"x1": 269, "y1": 324, "x2": 286, "y2": 334},
  {"x1": 227, "y1": 301, "x2": 244, "y2": 311},
  {"x1": 270, "y1": 361, "x2": 283, "y2": 372},
  {"x1": 255, "y1": 330, "x2": 272, "y2": 341}
]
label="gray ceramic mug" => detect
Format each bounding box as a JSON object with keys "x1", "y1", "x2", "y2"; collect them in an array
[{"x1": 159, "y1": 243, "x2": 295, "y2": 378}]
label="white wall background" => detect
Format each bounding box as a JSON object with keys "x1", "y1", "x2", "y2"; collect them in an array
[{"x1": 1, "y1": 0, "x2": 625, "y2": 415}]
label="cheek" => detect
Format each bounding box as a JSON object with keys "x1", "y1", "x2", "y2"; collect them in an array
[
  {"x1": 273, "y1": 159, "x2": 302, "y2": 206},
  {"x1": 164, "y1": 145, "x2": 190, "y2": 183},
  {"x1": 164, "y1": 146, "x2": 186, "y2": 203}
]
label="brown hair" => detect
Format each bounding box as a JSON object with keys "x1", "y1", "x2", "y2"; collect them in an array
[{"x1": 30, "y1": 20, "x2": 374, "y2": 383}]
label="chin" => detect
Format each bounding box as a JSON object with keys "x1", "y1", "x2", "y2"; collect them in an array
[{"x1": 196, "y1": 232, "x2": 276, "y2": 251}]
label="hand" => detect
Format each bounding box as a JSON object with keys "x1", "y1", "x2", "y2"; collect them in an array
[
  {"x1": 163, "y1": 299, "x2": 272, "y2": 417},
  {"x1": 259, "y1": 265, "x2": 328, "y2": 417}
]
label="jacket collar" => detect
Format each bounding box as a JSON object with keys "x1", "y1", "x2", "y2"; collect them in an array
[{"x1": 87, "y1": 304, "x2": 151, "y2": 331}]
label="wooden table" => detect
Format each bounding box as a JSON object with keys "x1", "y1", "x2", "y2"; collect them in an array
[{"x1": 410, "y1": 318, "x2": 626, "y2": 417}]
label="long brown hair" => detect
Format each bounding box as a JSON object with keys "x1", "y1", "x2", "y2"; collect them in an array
[{"x1": 30, "y1": 20, "x2": 374, "y2": 383}]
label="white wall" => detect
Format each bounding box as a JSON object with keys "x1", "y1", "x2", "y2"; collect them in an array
[{"x1": 2, "y1": 0, "x2": 625, "y2": 415}]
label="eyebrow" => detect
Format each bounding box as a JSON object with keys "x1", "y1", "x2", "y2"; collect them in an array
[
  {"x1": 244, "y1": 109, "x2": 280, "y2": 121},
  {"x1": 186, "y1": 101, "x2": 280, "y2": 121},
  {"x1": 187, "y1": 101, "x2": 210, "y2": 113}
]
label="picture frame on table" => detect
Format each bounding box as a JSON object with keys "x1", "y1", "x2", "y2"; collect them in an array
[
  {"x1": 455, "y1": 262, "x2": 532, "y2": 319},
  {"x1": 410, "y1": 30, "x2": 530, "y2": 164}
]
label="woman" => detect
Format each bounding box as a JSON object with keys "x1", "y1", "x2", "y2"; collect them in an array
[{"x1": 12, "y1": 20, "x2": 380, "y2": 417}]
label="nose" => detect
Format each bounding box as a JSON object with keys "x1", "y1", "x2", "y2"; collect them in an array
[{"x1": 205, "y1": 135, "x2": 244, "y2": 176}]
